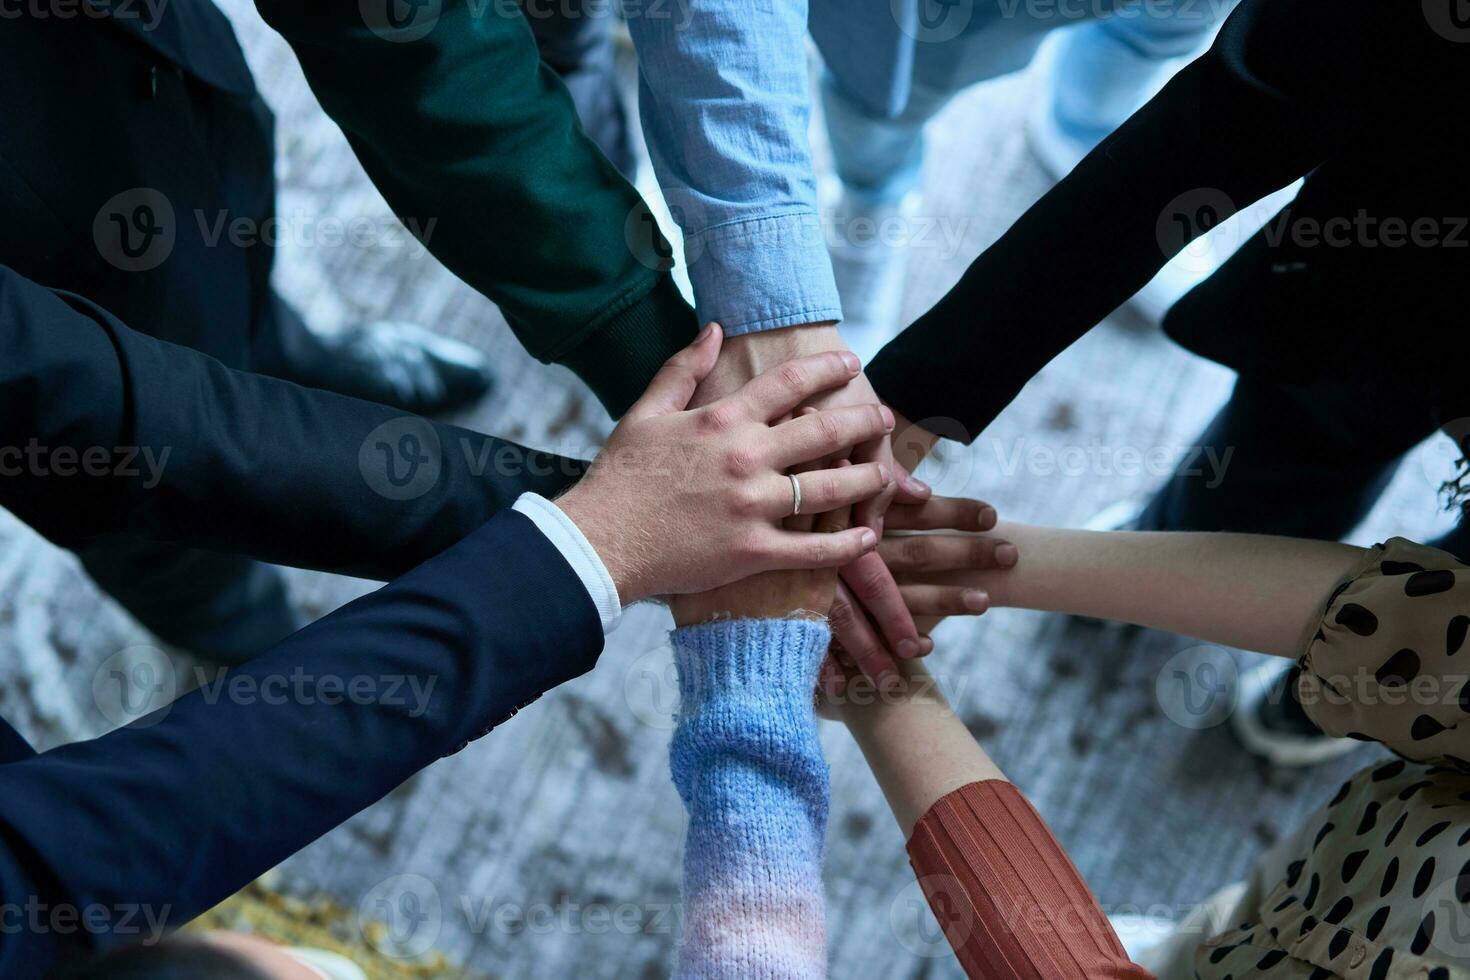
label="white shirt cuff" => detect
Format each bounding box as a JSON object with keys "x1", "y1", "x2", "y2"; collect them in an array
[{"x1": 511, "y1": 492, "x2": 621, "y2": 635}]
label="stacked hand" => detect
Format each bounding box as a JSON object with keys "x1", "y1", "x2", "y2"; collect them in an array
[
  {"x1": 558, "y1": 323, "x2": 1014, "y2": 682},
  {"x1": 669, "y1": 323, "x2": 1014, "y2": 678},
  {"x1": 555, "y1": 324, "x2": 895, "y2": 604}
]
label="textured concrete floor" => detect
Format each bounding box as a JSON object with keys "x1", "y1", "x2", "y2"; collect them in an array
[{"x1": 1, "y1": 8, "x2": 1464, "y2": 979}]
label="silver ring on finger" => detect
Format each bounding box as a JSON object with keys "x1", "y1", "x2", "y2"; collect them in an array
[{"x1": 789, "y1": 472, "x2": 802, "y2": 517}]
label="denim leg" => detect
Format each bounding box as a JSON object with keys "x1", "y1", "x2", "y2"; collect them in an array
[
  {"x1": 1050, "y1": 0, "x2": 1231, "y2": 139},
  {"x1": 820, "y1": 70, "x2": 956, "y2": 205}
]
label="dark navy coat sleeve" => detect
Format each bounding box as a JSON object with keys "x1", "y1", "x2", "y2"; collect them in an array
[
  {"x1": 0, "y1": 509, "x2": 603, "y2": 976},
  {"x1": 0, "y1": 264, "x2": 587, "y2": 580}
]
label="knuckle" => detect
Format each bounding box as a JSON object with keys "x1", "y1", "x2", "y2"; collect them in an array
[
  {"x1": 900, "y1": 536, "x2": 931, "y2": 569},
  {"x1": 817, "y1": 412, "x2": 845, "y2": 446},
  {"x1": 701, "y1": 403, "x2": 740, "y2": 433},
  {"x1": 812, "y1": 472, "x2": 841, "y2": 505},
  {"x1": 806, "y1": 537, "x2": 831, "y2": 565},
  {"x1": 729, "y1": 482, "x2": 764, "y2": 517},
  {"x1": 777, "y1": 362, "x2": 808, "y2": 394},
  {"x1": 829, "y1": 595, "x2": 857, "y2": 628},
  {"x1": 970, "y1": 540, "x2": 992, "y2": 566},
  {"x1": 852, "y1": 563, "x2": 889, "y2": 595},
  {"x1": 722, "y1": 445, "x2": 762, "y2": 479}
]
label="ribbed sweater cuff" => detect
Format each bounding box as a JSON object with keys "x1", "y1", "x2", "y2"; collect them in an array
[
  {"x1": 671, "y1": 618, "x2": 830, "y2": 712},
  {"x1": 559, "y1": 273, "x2": 698, "y2": 418},
  {"x1": 906, "y1": 780, "x2": 1152, "y2": 980}
]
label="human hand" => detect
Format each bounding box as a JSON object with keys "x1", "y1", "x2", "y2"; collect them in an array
[
  {"x1": 670, "y1": 461, "x2": 872, "y2": 626},
  {"x1": 828, "y1": 496, "x2": 1015, "y2": 686},
  {"x1": 815, "y1": 650, "x2": 954, "y2": 721},
  {"x1": 554, "y1": 324, "x2": 897, "y2": 604},
  {"x1": 890, "y1": 411, "x2": 940, "y2": 476},
  {"x1": 689, "y1": 323, "x2": 916, "y2": 531},
  {"x1": 690, "y1": 323, "x2": 936, "y2": 652}
]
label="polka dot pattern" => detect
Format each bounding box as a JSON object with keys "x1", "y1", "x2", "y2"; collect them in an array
[
  {"x1": 1187, "y1": 759, "x2": 1470, "y2": 977},
  {"x1": 1183, "y1": 534, "x2": 1470, "y2": 979},
  {"x1": 1298, "y1": 539, "x2": 1470, "y2": 769}
]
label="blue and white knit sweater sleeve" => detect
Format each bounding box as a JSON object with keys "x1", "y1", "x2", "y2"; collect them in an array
[{"x1": 669, "y1": 619, "x2": 831, "y2": 979}]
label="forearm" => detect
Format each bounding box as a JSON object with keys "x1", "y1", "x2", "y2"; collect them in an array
[
  {"x1": 834, "y1": 663, "x2": 1002, "y2": 838},
  {"x1": 867, "y1": 0, "x2": 1340, "y2": 439},
  {"x1": 627, "y1": 0, "x2": 840, "y2": 334},
  {"x1": 834, "y1": 663, "x2": 1148, "y2": 979},
  {"x1": 0, "y1": 513, "x2": 602, "y2": 972},
  {"x1": 0, "y1": 270, "x2": 585, "y2": 580},
  {"x1": 670, "y1": 620, "x2": 830, "y2": 979},
  {"x1": 254, "y1": 0, "x2": 695, "y2": 415},
  {"x1": 948, "y1": 524, "x2": 1364, "y2": 657}
]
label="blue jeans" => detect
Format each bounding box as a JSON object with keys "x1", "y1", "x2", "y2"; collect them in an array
[{"x1": 822, "y1": 1, "x2": 1228, "y2": 204}]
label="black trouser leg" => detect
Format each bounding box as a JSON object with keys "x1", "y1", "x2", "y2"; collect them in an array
[
  {"x1": 75, "y1": 535, "x2": 301, "y2": 666},
  {"x1": 1139, "y1": 376, "x2": 1439, "y2": 541}
]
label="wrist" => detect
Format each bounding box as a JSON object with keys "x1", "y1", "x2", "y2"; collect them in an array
[
  {"x1": 729, "y1": 321, "x2": 841, "y2": 363},
  {"x1": 552, "y1": 487, "x2": 642, "y2": 606},
  {"x1": 671, "y1": 619, "x2": 830, "y2": 710},
  {"x1": 694, "y1": 322, "x2": 843, "y2": 405}
]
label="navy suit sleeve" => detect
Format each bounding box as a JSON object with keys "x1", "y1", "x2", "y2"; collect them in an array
[
  {"x1": 0, "y1": 264, "x2": 587, "y2": 580},
  {"x1": 0, "y1": 510, "x2": 602, "y2": 975},
  {"x1": 865, "y1": 0, "x2": 1461, "y2": 441}
]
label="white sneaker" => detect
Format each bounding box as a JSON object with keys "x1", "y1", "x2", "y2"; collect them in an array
[
  {"x1": 1230, "y1": 659, "x2": 1361, "y2": 767},
  {"x1": 827, "y1": 188, "x2": 921, "y2": 363},
  {"x1": 1108, "y1": 914, "x2": 1178, "y2": 963}
]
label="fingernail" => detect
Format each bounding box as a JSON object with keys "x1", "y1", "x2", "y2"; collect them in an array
[
  {"x1": 840, "y1": 351, "x2": 861, "y2": 372},
  {"x1": 905, "y1": 473, "x2": 931, "y2": 496},
  {"x1": 963, "y1": 589, "x2": 988, "y2": 611},
  {"x1": 860, "y1": 529, "x2": 878, "y2": 551},
  {"x1": 979, "y1": 506, "x2": 997, "y2": 528},
  {"x1": 897, "y1": 639, "x2": 920, "y2": 659},
  {"x1": 695, "y1": 323, "x2": 712, "y2": 342},
  {"x1": 995, "y1": 543, "x2": 1018, "y2": 567},
  {"x1": 880, "y1": 405, "x2": 895, "y2": 430}
]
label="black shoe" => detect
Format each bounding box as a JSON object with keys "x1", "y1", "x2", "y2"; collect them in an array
[
  {"x1": 282, "y1": 320, "x2": 495, "y2": 416},
  {"x1": 1230, "y1": 661, "x2": 1359, "y2": 767}
]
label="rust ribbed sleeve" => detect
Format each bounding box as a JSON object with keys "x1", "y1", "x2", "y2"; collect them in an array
[{"x1": 905, "y1": 781, "x2": 1154, "y2": 980}]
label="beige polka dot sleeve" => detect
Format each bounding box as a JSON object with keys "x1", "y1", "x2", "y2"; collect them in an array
[{"x1": 1298, "y1": 537, "x2": 1470, "y2": 767}]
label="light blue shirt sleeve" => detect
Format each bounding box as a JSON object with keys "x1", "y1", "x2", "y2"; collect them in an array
[{"x1": 626, "y1": 0, "x2": 843, "y2": 335}]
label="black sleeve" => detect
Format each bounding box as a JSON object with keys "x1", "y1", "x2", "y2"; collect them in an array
[
  {"x1": 0, "y1": 265, "x2": 586, "y2": 580},
  {"x1": 865, "y1": 0, "x2": 1461, "y2": 442},
  {"x1": 0, "y1": 511, "x2": 603, "y2": 975}
]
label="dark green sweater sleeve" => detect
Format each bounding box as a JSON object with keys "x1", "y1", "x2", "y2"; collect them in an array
[{"x1": 253, "y1": 0, "x2": 695, "y2": 417}]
